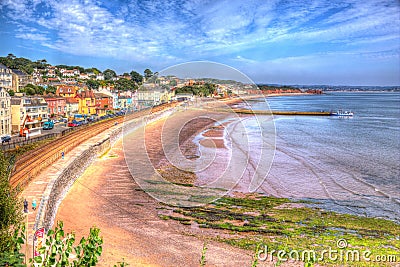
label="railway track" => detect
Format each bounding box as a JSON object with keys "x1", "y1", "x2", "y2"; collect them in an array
[{"x1": 10, "y1": 101, "x2": 180, "y2": 189}]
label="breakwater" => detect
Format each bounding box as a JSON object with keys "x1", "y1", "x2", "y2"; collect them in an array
[{"x1": 223, "y1": 108, "x2": 331, "y2": 116}]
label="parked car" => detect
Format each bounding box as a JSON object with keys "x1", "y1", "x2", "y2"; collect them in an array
[
  {"x1": 43, "y1": 120, "x2": 54, "y2": 130},
  {"x1": 67, "y1": 121, "x2": 79, "y2": 127},
  {"x1": 1, "y1": 135, "x2": 11, "y2": 143}
]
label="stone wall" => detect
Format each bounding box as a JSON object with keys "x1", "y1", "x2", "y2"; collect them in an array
[{"x1": 42, "y1": 137, "x2": 110, "y2": 230}]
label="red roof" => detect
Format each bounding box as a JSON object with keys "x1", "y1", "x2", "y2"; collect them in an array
[
  {"x1": 66, "y1": 97, "x2": 79, "y2": 104},
  {"x1": 77, "y1": 90, "x2": 95, "y2": 99}
]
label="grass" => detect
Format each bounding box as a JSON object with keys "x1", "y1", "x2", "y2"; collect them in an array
[
  {"x1": 162, "y1": 195, "x2": 400, "y2": 266},
  {"x1": 199, "y1": 242, "x2": 207, "y2": 266},
  {"x1": 12, "y1": 137, "x2": 57, "y2": 157}
]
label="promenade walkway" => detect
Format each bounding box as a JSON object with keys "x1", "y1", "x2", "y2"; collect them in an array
[{"x1": 20, "y1": 123, "x2": 120, "y2": 249}]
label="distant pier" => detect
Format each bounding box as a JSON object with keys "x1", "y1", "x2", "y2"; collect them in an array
[{"x1": 223, "y1": 108, "x2": 331, "y2": 116}]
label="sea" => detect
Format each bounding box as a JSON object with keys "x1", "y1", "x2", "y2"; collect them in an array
[{"x1": 228, "y1": 92, "x2": 400, "y2": 222}]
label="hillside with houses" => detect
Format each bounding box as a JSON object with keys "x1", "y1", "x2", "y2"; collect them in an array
[{"x1": 0, "y1": 54, "x2": 313, "y2": 139}]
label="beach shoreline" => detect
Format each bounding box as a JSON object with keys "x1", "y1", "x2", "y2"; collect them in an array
[
  {"x1": 55, "y1": 106, "x2": 255, "y2": 266},
  {"x1": 53, "y1": 94, "x2": 399, "y2": 266}
]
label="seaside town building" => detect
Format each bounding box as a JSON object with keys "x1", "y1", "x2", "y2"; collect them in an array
[
  {"x1": 47, "y1": 77, "x2": 61, "y2": 85},
  {"x1": 11, "y1": 96, "x2": 48, "y2": 136},
  {"x1": 131, "y1": 90, "x2": 138, "y2": 110},
  {"x1": 44, "y1": 95, "x2": 67, "y2": 117},
  {"x1": 61, "y1": 69, "x2": 80, "y2": 77},
  {"x1": 12, "y1": 69, "x2": 32, "y2": 92},
  {"x1": 97, "y1": 86, "x2": 118, "y2": 109},
  {"x1": 65, "y1": 97, "x2": 79, "y2": 117},
  {"x1": 96, "y1": 73, "x2": 104, "y2": 80},
  {"x1": 94, "y1": 92, "x2": 113, "y2": 116},
  {"x1": 0, "y1": 87, "x2": 12, "y2": 136},
  {"x1": 31, "y1": 69, "x2": 43, "y2": 84},
  {"x1": 79, "y1": 73, "x2": 89, "y2": 80},
  {"x1": 116, "y1": 95, "x2": 132, "y2": 110},
  {"x1": 76, "y1": 90, "x2": 96, "y2": 115},
  {"x1": 61, "y1": 78, "x2": 77, "y2": 84},
  {"x1": 46, "y1": 68, "x2": 56, "y2": 78},
  {"x1": 0, "y1": 63, "x2": 13, "y2": 90},
  {"x1": 137, "y1": 87, "x2": 174, "y2": 107},
  {"x1": 56, "y1": 85, "x2": 79, "y2": 98}
]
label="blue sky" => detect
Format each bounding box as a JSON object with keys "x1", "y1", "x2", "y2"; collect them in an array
[{"x1": 0, "y1": 0, "x2": 399, "y2": 85}]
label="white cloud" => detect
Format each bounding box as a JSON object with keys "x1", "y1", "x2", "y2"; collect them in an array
[{"x1": 15, "y1": 32, "x2": 49, "y2": 41}]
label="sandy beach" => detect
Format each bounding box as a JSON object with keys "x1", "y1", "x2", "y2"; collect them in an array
[{"x1": 55, "y1": 107, "x2": 258, "y2": 266}]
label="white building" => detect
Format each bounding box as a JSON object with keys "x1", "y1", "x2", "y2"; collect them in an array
[
  {"x1": 11, "y1": 97, "x2": 48, "y2": 136},
  {"x1": 0, "y1": 87, "x2": 12, "y2": 136},
  {"x1": 79, "y1": 73, "x2": 89, "y2": 79},
  {"x1": 137, "y1": 87, "x2": 172, "y2": 107},
  {"x1": 96, "y1": 73, "x2": 104, "y2": 80},
  {"x1": 0, "y1": 64, "x2": 13, "y2": 90}
]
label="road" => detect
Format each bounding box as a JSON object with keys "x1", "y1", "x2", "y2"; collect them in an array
[{"x1": 2, "y1": 123, "x2": 69, "y2": 145}]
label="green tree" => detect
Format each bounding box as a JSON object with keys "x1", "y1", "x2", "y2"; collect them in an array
[
  {"x1": 144, "y1": 68, "x2": 153, "y2": 79},
  {"x1": 7, "y1": 89, "x2": 15, "y2": 96},
  {"x1": 175, "y1": 83, "x2": 216, "y2": 97},
  {"x1": 103, "y1": 69, "x2": 117, "y2": 81},
  {"x1": 169, "y1": 79, "x2": 177, "y2": 86},
  {"x1": 46, "y1": 86, "x2": 57, "y2": 94},
  {"x1": 115, "y1": 78, "x2": 137, "y2": 91},
  {"x1": 0, "y1": 55, "x2": 34, "y2": 74},
  {"x1": 86, "y1": 79, "x2": 100, "y2": 90},
  {"x1": 7, "y1": 53, "x2": 16, "y2": 60},
  {"x1": 129, "y1": 71, "x2": 143, "y2": 84},
  {"x1": 56, "y1": 64, "x2": 72, "y2": 70},
  {"x1": 73, "y1": 66, "x2": 85, "y2": 73},
  {"x1": 21, "y1": 84, "x2": 36, "y2": 95},
  {"x1": 0, "y1": 151, "x2": 24, "y2": 255},
  {"x1": 85, "y1": 68, "x2": 101, "y2": 75},
  {"x1": 35, "y1": 86, "x2": 45, "y2": 95},
  {"x1": 21, "y1": 84, "x2": 45, "y2": 95},
  {"x1": 33, "y1": 60, "x2": 47, "y2": 70}
]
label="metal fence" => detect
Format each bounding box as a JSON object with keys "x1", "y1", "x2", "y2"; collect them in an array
[
  {"x1": 1, "y1": 127, "x2": 75, "y2": 152},
  {"x1": 0, "y1": 113, "x2": 128, "y2": 153}
]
